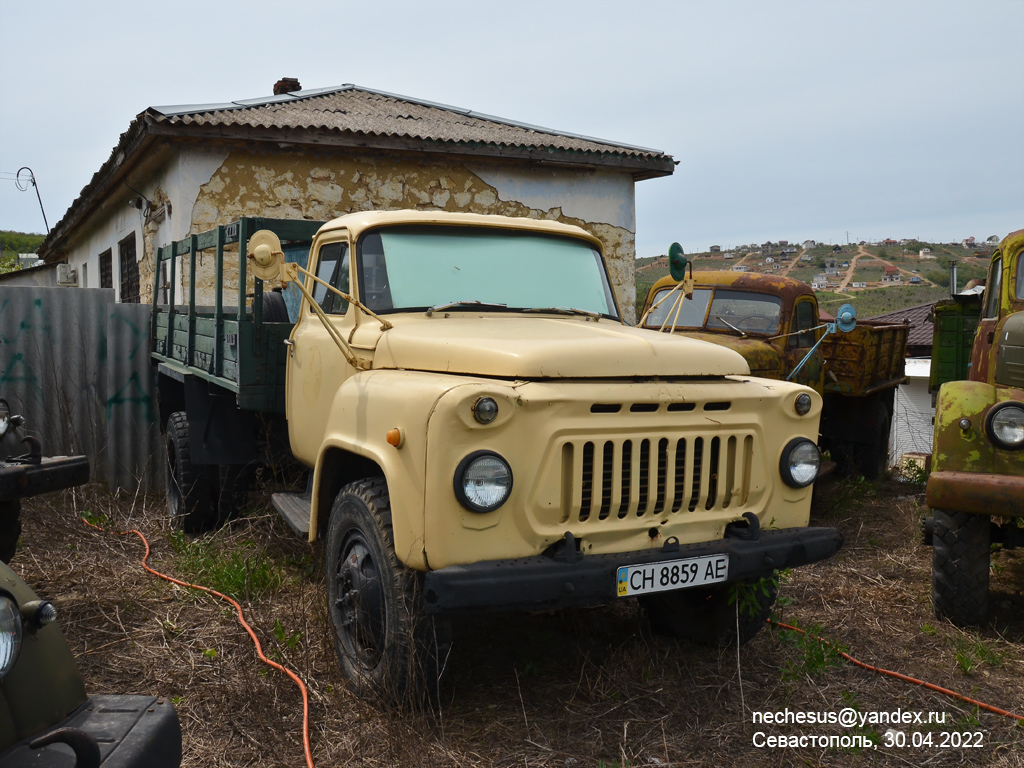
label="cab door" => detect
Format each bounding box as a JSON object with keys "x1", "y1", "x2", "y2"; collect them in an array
[
  {"x1": 970, "y1": 253, "x2": 1003, "y2": 384},
  {"x1": 285, "y1": 231, "x2": 355, "y2": 466},
  {"x1": 784, "y1": 296, "x2": 825, "y2": 393}
]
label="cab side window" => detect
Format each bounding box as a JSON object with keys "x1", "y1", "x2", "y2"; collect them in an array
[
  {"x1": 984, "y1": 257, "x2": 1002, "y2": 319},
  {"x1": 311, "y1": 242, "x2": 349, "y2": 315},
  {"x1": 790, "y1": 300, "x2": 817, "y2": 348}
]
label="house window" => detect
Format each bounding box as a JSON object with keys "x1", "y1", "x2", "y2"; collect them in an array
[
  {"x1": 119, "y1": 233, "x2": 139, "y2": 303},
  {"x1": 99, "y1": 249, "x2": 112, "y2": 289},
  {"x1": 81, "y1": 263, "x2": 88, "y2": 288}
]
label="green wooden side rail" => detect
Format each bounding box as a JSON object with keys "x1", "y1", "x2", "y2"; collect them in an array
[{"x1": 151, "y1": 217, "x2": 324, "y2": 412}]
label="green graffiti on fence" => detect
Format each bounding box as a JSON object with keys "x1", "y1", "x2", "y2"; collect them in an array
[
  {"x1": 106, "y1": 372, "x2": 153, "y2": 423},
  {"x1": 0, "y1": 353, "x2": 41, "y2": 395}
]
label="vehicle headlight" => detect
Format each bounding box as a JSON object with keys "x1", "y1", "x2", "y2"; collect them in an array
[
  {"x1": 0, "y1": 595, "x2": 23, "y2": 680},
  {"x1": 987, "y1": 403, "x2": 1024, "y2": 450},
  {"x1": 454, "y1": 451, "x2": 513, "y2": 513},
  {"x1": 779, "y1": 438, "x2": 821, "y2": 488}
]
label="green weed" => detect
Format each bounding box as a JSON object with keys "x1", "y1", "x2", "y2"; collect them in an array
[
  {"x1": 273, "y1": 618, "x2": 302, "y2": 651},
  {"x1": 167, "y1": 530, "x2": 282, "y2": 601},
  {"x1": 780, "y1": 620, "x2": 847, "y2": 679},
  {"x1": 950, "y1": 635, "x2": 1001, "y2": 675}
]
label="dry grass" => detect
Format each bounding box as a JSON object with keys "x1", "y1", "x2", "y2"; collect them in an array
[{"x1": 12, "y1": 475, "x2": 1024, "y2": 768}]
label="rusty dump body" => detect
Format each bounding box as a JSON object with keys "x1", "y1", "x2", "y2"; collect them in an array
[
  {"x1": 640, "y1": 271, "x2": 908, "y2": 477},
  {"x1": 927, "y1": 227, "x2": 1024, "y2": 516},
  {"x1": 642, "y1": 271, "x2": 907, "y2": 397}
]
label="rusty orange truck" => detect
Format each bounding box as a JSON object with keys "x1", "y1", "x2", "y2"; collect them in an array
[
  {"x1": 640, "y1": 269, "x2": 909, "y2": 478},
  {"x1": 924, "y1": 228, "x2": 1024, "y2": 626}
]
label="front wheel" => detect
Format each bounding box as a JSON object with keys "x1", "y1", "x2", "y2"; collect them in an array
[
  {"x1": 325, "y1": 478, "x2": 450, "y2": 704},
  {"x1": 932, "y1": 509, "x2": 990, "y2": 626},
  {"x1": 641, "y1": 578, "x2": 777, "y2": 645}
]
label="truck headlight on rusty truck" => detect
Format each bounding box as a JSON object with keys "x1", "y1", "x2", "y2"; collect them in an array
[{"x1": 986, "y1": 402, "x2": 1024, "y2": 450}]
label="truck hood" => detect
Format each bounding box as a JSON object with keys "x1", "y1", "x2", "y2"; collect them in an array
[
  {"x1": 371, "y1": 315, "x2": 750, "y2": 378},
  {"x1": 678, "y1": 332, "x2": 785, "y2": 379}
]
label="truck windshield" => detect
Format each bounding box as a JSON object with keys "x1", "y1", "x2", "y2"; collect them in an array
[
  {"x1": 356, "y1": 226, "x2": 619, "y2": 318},
  {"x1": 644, "y1": 286, "x2": 782, "y2": 335}
]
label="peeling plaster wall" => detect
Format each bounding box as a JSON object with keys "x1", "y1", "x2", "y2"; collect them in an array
[
  {"x1": 60, "y1": 149, "x2": 226, "y2": 303},
  {"x1": 186, "y1": 150, "x2": 639, "y2": 322}
]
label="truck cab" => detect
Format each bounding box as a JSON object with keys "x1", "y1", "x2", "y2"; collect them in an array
[
  {"x1": 640, "y1": 271, "x2": 908, "y2": 478},
  {"x1": 152, "y1": 212, "x2": 843, "y2": 703},
  {"x1": 926, "y1": 228, "x2": 1024, "y2": 626}
]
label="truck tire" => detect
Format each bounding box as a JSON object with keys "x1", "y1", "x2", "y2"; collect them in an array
[
  {"x1": 641, "y1": 579, "x2": 777, "y2": 645},
  {"x1": 262, "y1": 290, "x2": 289, "y2": 322},
  {"x1": 165, "y1": 412, "x2": 214, "y2": 533},
  {"x1": 325, "y1": 478, "x2": 451, "y2": 704},
  {"x1": 933, "y1": 509, "x2": 990, "y2": 626},
  {"x1": 0, "y1": 499, "x2": 21, "y2": 563}
]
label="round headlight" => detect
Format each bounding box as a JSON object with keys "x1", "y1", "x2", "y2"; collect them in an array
[
  {"x1": 795, "y1": 393, "x2": 812, "y2": 416},
  {"x1": 473, "y1": 397, "x2": 499, "y2": 424},
  {"x1": 987, "y1": 403, "x2": 1024, "y2": 450},
  {"x1": 0, "y1": 595, "x2": 23, "y2": 680},
  {"x1": 454, "y1": 451, "x2": 513, "y2": 513},
  {"x1": 780, "y1": 438, "x2": 820, "y2": 488}
]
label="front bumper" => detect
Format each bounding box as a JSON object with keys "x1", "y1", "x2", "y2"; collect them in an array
[
  {"x1": 422, "y1": 525, "x2": 843, "y2": 614},
  {"x1": 0, "y1": 695, "x2": 181, "y2": 768},
  {"x1": 0, "y1": 456, "x2": 91, "y2": 502},
  {"x1": 926, "y1": 470, "x2": 1024, "y2": 517}
]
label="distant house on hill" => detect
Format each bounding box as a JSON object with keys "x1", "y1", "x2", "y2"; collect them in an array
[
  {"x1": 919, "y1": 248, "x2": 933, "y2": 258},
  {"x1": 882, "y1": 265, "x2": 902, "y2": 283},
  {"x1": 883, "y1": 238, "x2": 899, "y2": 246},
  {"x1": 36, "y1": 79, "x2": 674, "y2": 322},
  {"x1": 709, "y1": 245, "x2": 721, "y2": 253},
  {"x1": 852, "y1": 281, "x2": 867, "y2": 288},
  {"x1": 909, "y1": 276, "x2": 923, "y2": 285},
  {"x1": 802, "y1": 240, "x2": 816, "y2": 249}
]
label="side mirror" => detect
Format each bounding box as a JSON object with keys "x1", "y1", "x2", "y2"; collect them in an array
[{"x1": 668, "y1": 242, "x2": 689, "y2": 281}]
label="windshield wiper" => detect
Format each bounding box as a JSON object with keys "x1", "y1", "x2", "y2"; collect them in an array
[
  {"x1": 714, "y1": 316, "x2": 747, "y2": 337},
  {"x1": 426, "y1": 300, "x2": 508, "y2": 316},
  {"x1": 522, "y1": 306, "x2": 603, "y2": 319}
]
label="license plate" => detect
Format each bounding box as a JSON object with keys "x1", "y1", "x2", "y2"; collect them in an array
[{"x1": 616, "y1": 555, "x2": 729, "y2": 597}]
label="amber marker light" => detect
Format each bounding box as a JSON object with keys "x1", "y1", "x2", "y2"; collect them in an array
[{"x1": 386, "y1": 428, "x2": 405, "y2": 448}]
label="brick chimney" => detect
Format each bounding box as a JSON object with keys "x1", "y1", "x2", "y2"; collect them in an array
[{"x1": 273, "y1": 77, "x2": 302, "y2": 95}]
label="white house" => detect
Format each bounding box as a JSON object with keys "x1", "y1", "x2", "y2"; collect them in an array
[{"x1": 38, "y1": 80, "x2": 674, "y2": 323}]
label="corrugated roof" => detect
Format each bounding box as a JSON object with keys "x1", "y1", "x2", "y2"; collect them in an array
[
  {"x1": 41, "y1": 83, "x2": 674, "y2": 262},
  {"x1": 147, "y1": 84, "x2": 668, "y2": 159},
  {"x1": 867, "y1": 301, "x2": 937, "y2": 348}
]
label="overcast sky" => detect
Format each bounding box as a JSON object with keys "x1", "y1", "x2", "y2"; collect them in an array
[{"x1": 1, "y1": 0, "x2": 1021, "y2": 257}]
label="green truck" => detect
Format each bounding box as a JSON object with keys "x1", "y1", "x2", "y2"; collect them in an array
[{"x1": 924, "y1": 228, "x2": 1024, "y2": 626}]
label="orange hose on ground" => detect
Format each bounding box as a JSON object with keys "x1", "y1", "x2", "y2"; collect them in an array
[
  {"x1": 83, "y1": 519, "x2": 315, "y2": 768},
  {"x1": 770, "y1": 619, "x2": 1023, "y2": 722}
]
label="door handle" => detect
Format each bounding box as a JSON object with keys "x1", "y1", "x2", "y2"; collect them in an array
[{"x1": 283, "y1": 338, "x2": 295, "y2": 357}]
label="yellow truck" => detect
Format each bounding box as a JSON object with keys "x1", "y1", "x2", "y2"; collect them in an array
[
  {"x1": 151, "y1": 211, "x2": 842, "y2": 702},
  {"x1": 640, "y1": 269, "x2": 909, "y2": 478}
]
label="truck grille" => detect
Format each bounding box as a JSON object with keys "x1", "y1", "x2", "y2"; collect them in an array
[{"x1": 561, "y1": 433, "x2": 754, "y2": 523}]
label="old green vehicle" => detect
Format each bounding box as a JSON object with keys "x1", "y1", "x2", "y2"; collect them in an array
[
  {"x1": 924, "y1": 228, "x2": 1024, "y2": 626},
  {"x1": 0, "y1": 560, "x2": 181, "y2": 766}
]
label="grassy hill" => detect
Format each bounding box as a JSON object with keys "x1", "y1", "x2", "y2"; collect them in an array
[
  {"x1": 633, "y1": 239, "x2": 990, "y2": 321},
  {"x1": 0, "y1": 230, "x2": 46, "y2": 273}
]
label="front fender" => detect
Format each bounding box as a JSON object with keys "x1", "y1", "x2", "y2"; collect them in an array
[
  {"x1": 927, "y1": 379, "x2": 1024, "y2": 515},
  {"x1": 311, "y1": 370, "x2": 468, "y2": 570}
]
